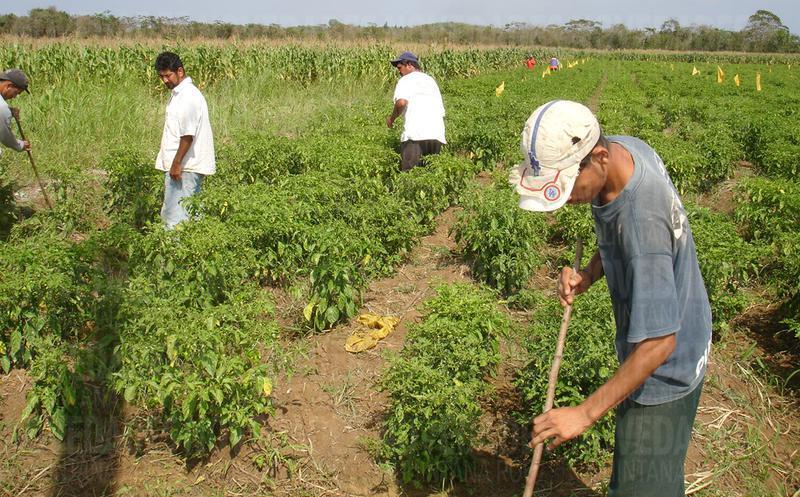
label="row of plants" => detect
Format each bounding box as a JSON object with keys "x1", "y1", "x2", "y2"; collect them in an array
[
  {"x1": 4, "y1": 48, "x2": 606, "y2": 458},
  {"x1": 0, "y1": 42, "x2": 589, "y2": 87},
  {"x1": 735, "y1": 177, "x2": 800, "y2": 336},
  {"x1": 99, "y1": 128, "x2": 481, "y2": 454},
  {"x1": 451, "y1": 178, "x2": 549, "y2": 295},
  {"x1": 513, "y1": 283, "x2": 617, "y2": 469},
  {"x1": 595, "y1": 59, "x2": 800, "y2": 339},
  {"x1": 378, "y1": 283, "x2": 511, "y2": 484}
]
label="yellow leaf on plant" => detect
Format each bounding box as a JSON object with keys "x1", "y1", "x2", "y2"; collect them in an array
[
  {"x1": 303, "y1": 302, "x2": 315, "y2": 321},
  {"x1": 263, "y1": 377, "x2": 273, "y2": 397}
]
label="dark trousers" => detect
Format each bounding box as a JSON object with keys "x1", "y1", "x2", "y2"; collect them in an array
[
  {"x1": 608, "y1": 381, "x2": 703, "y2": 497},
  {"x1": 400, "y1": 139, "x2": 442, "y2": 171}
]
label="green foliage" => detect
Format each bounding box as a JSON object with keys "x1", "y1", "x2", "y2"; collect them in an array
[
  {"x1": 686, "y1": 204, "x2": 762, "y2": 327},
  {"x1": 452, "y1": 183, "x2": 549, "y2": 294},
  {"x1": 734, "y1": 176, "x2": 800, "y2": 242},
  {"x1": 304, "y1": 246, "x2": 364, "y2": 331},
  {"x1": 514, "y1": 283, "x2": 617, "y2": 470},
  {"x1": 0, "y1": 169, "x2": 16, "y2": 240},
  {"x1": 548, "y1": 203, "x2": 597, "y2": 267},
  {"x1": 380, "y1": 284, "x2": 510, "y2": 485},
  {"x1": 114, "y1": 284, "x2": 277, "y2": 458},
  {"x1": 0, "y1": 230, "x2": 91, "y2": 372},
  {"x1": 771, "y1": 231, "x2": 800, "y2": 305},
  {"x1": 214, "y1": 134, "x2": 308, "y2": 186},
  {"x1": 15, "y1": 335, "x2": 77, "y2": 442},
  {"x1": 127, "y1": 219, "x2": 260, "y2": 308},
  {"x1": 381, "y1": 357, "x2": 485, "y2": 484},
  {"x1": 741, "y1": 118, "x2": 800, "y2": 179},
  {"x1": 391, "y1": 153, "x2": 480, "y2": 229},
  {"x1": 103, "y1": 148, "x2": 163, "y2": 229}
]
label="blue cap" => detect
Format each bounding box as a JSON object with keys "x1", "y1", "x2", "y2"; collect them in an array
[{"x1": 390, "y1": 51, "x2": 419, "y2": 67}]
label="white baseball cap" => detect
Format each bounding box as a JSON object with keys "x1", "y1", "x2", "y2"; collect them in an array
[{"x1": 508, "y1": 100, "x2": 600, "y2": 212}]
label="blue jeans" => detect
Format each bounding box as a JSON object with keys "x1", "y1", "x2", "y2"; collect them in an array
[{"x1": 161, "y1": 171, "x2": 204, "y2": 229}]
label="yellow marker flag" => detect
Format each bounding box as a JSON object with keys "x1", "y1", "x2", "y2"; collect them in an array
[
  {"x1": 692, "y1": 66, "x2": 700, "y2": 76},
  {"x1": 542, "y1": 68, "x2": 549, "y2": 78},
  {"x1": 734, "y1": 74, "x2": 740, "y2": 87},
  {"x1": 495, "y1": 81, "x2": 505, "y2": 97},
  {"x1": 716, "y1": 65, "x2": 725, "y2": 84},
  {"x1": 670, "y1": 63, "x2": 675, "y2": 71},
  {"x1": 756, "y1": 72, "x2": 762, "y2": 91}
]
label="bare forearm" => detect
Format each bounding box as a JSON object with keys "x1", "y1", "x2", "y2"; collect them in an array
[
  {"x1": 582, "y1": 334, "x2": 676, "y2": 423},
  {"x1": 579, "y1": 251, "x2": 604, "y2": 287},
  {"x1": 172, "y1": 135, "x2": 194, "y2": 167},
  {"x1": 389, "y1": 99, "x2": 407, "y2": 120}
]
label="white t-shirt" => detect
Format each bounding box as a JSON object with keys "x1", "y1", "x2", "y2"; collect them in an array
[
  {"x1": 393, "y1": 71, "x2": 446, "y2": 144},
  {"x1": 156, "y1": 77, "x2": 216, "y2": 175}
]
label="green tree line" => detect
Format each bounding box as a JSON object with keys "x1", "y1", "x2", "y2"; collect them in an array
[{"x1": 0, "y1": 7, "x2": 798, "y2": 53}]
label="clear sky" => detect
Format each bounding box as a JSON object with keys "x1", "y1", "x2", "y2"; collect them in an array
[{"x1": 5, "y1": 1, "x2": 800, "y2": 35}]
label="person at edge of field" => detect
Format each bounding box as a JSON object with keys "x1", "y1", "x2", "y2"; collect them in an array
[
  {"x1": 549, "y1": 56, "x2": 561, "y2": 71},
  {"x1": 525, "y1": 55, "x2": 537, "y2": 69},
  {"x1": 386, "y1": 51, "x2": 446, "y2": 172},
  {"x1": 508, "y1": 100, "x2": 712, "y2": 497},
  {"x1": 0, "y1": 69, "x2": 31, "y2": 155},
  {"x1": 154, "y1": 51, "x2": 215, "y2": 229}
]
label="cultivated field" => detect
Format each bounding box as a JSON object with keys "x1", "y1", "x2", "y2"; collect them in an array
[{"x1": 0, "y1": 42, "x2": 798, "y2": 496}]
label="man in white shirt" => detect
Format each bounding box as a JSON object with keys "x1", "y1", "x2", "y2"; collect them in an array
[
  {"x1": 154, "y1": 52, "x2": 215, "y2": 229},
  {"x1": 0, "y1": 69, "x2": 31, "y2": 156},
  {"x1": 386, "y1": 52, "x2": 446, "y2": 171}
]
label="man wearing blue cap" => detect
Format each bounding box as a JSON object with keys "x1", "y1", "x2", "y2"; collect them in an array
[
  {"x1": 0, "y1": 69, "x2": 31, "y2": 155},
  {"x1": 387, "y1": 51, "x2": 446, "y2": 171}
]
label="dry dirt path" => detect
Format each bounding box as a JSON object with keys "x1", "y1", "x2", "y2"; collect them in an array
[{"x1": 264, "y1": 206, "x2": 475, "y2": 497}]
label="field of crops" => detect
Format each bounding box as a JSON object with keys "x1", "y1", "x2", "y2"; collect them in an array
[{"x1": 0, "y1": 42, "x2": 798, "y2": 496}]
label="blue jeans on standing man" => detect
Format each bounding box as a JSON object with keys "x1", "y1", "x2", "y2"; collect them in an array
[{"x1": 161, "y1": 171, "x2": 204, "y2": 229}]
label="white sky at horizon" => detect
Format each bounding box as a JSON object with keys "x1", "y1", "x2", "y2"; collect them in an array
[{"x1": 4, "y1": 1, "x2": 799, "y2": 35}]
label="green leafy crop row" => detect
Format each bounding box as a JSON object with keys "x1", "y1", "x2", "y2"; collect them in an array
[
  {"x1": 514, "y1": 284, "x2": 617, "y2": 469},
  {"x1": 380, "y1": 284, "x2": 511, "y2": 485},
  {"x1": 452, "y1": 181, "x2": 549, "y2": 294}
]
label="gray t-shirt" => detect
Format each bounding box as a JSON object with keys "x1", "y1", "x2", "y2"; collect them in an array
[
  {"x1": 592, "y1": 136, "x2": 712, "y2": 405},
  {"x1": 0, "y1": 95, "x2": 24, "y2": 153}
]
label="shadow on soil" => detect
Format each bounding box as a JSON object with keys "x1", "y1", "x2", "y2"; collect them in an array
[
  {"x1": 375, "y1": 379, "x2": 603, "y2": 497},
  {"x1": 395, "y1": 454, "x2": 601, "y2": 497},
  {"x1": 733, "y1": 300, "x2": 800, "y2": 392},
  {"x1": 48, "y1": 277, "x2": 125, "y2": 497},
  {"x1": 49, "y1": 394, "x2": 123, "y2": 497}
]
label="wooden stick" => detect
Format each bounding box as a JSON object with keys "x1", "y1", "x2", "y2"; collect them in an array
[
  {"x1": 523, "y1": 237, "x2": 584, "y2": 497},
  {"x1": 13, "y1": 114, "x2": 53, "y2": 209}
]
